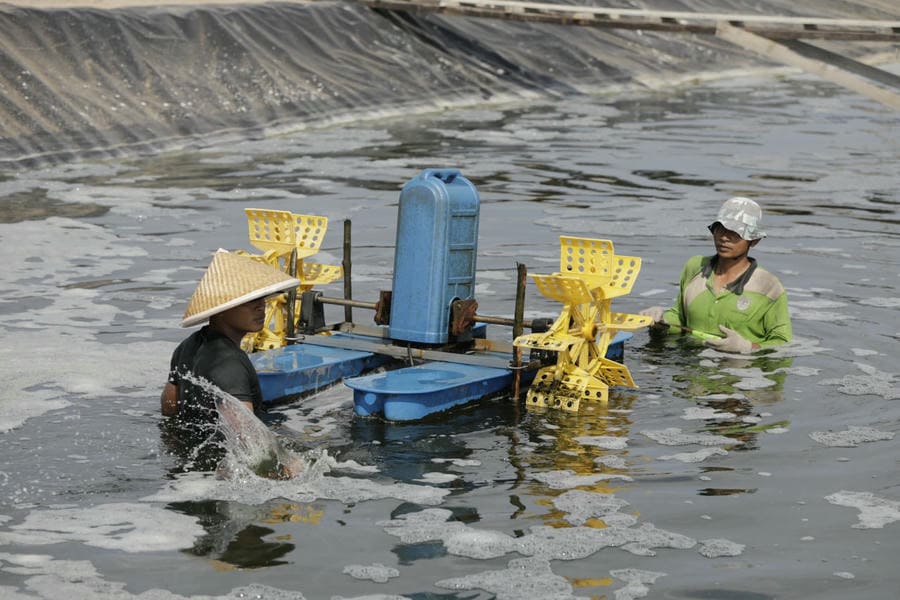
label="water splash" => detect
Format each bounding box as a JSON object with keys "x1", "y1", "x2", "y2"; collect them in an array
[{"x1": 180, "y1": 372, "x2": 303, "y2": 480}]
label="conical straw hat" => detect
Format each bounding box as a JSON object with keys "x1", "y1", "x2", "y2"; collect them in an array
[{"x1": 182, "y1": 249, "x2": 301, "y2": 327}]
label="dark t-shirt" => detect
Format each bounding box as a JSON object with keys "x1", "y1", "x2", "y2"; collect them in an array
[{"x1": 164, "y1": 326, "x2": 263, "y2": 470}]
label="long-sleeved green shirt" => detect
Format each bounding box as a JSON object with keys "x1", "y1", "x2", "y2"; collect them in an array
[{"x1": 662, "y1": 255, "x2": 792, "y2": 347}]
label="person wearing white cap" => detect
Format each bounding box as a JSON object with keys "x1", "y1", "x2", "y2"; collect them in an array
[
  {"x1": 160, "y1": 250, "x2": 300, "y2": 470},
  {"x1": 641, "y1": 197, "x2": 792, "y2": 353}
]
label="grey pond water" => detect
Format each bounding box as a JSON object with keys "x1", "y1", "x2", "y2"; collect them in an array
[{"x1": 1, "y1": 72, "x2": 899, "y2": 600}]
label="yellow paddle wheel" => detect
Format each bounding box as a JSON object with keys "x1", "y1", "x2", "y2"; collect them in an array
[
  {"x1": 513, "y1": 237, "x2": 652, "y2": 412},
  {"x1": 239, "y1": 208, "x2": 342, "y2": 351}
]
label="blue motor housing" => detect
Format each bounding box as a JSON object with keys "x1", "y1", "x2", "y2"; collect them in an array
[{"x1": 389, "y1": 169, "x2": 480, "y2": 344}]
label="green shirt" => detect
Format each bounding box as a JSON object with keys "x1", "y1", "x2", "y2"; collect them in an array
[{"x1": 662, "y1": 255, "x2": 792, "y2": 347}]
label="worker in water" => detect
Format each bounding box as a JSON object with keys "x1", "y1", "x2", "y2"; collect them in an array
[
  {"x1": 160, "y1": 249, "x2": 301, "y2": 474},
  {"x1": 641, "y1": 196, "x2": 792, "y2": 353}
]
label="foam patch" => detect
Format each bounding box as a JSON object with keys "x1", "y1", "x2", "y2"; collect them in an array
[
  {"x1": 342, "y1": 563, "x2": 400, "y2": 583},
  {"x1": 640, "y1": 428, "x2": 737, "y2": 447},
  {"x1": 573, "y1": 435, "x2": 628, "y2": 450},
  {"x1": 610, "y1": 568, "x2": 667, "y2": 600},
  {"x1": 681, "y1": 407, "x2": 735, "y2": 421},
  {"x1": 819, "y1": 363, "x2": 899, "y2": 400},
  {"x1": 552, "y1": 490, "x2": 634, "y2": 527},
  {"x1": 809, "y1": 426, "x2": 894, "y2": 447},
  {"x1": 0, "y1": 503, "x2": 204, "y2": 552},
  {"x1": 825, "y1": 491, "x2": 900, "y2": 529},
  {"x1": 532, "y1": 469, "x2": 633, "y2": 489},
  {"x1": 435, "y1": 556, "x2": 586, "y2": 600},
  {"x1": 697, "y1": 538, "x2": 745, "y2": 558},
  {"x1": 659, "y1": 447, "x2": 728, "y2": 463},
  {"x1": 379, "y1": 509, "x2": 696, "y2": 561}
]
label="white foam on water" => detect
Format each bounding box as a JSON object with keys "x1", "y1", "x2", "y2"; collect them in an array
[
  {"x1": 756, "y1": 336, "x2": 829, "y2": 359},
  {"x1": 0, "y1": 214, "x2": 177, "y2": 433},
  {"x1": 697, "y1": 538, "x2": 745, "y2": 558},
  {"x1": 378, "y1": 508, "x2": 465, "y2": 544},
  {"x1": 0, "y1": 217, "x2": 146, "y2": 290},
  {"x1": 0, "y1": 387, "x2": 69, "y2": 434},
  {"x1": 573, "y1": 435, "x2": 628, "y2": 450},
  {"x1": 858, "y1": 297, "x2": 900, "y2": 308},
  {"x1": 638, "y1": 288, "x2": 669, "y2": 297},
  {"x1": 532, "y1": 469, "x2": 633, "y2": 489},
  {"x1": 380, "y1": 508, "x2": 695, "y2": 562},
  {"x1": 659, "y1": 447, "x2": 728, "y2": 463},
  {"x1": 720, "y1": 367, "x2": 780, "y2": 391},
  {"x1": 444, "y1": 529, "x2": 519, "y2": 560},
  {"x1": 681, "y1": 407, "x2": 735, "y2": 421},
  {"x1": 610, "y1": 568, "x2": 666, "y2": 600},
  {"x1": 431, "y1": 458, "x2": 481, "y2": 467},
  {"x1": 819, "y1": 363, "x2": 899, "y2": 400},
  {"x1": 0, "y1": 503, "x2": 205, "y2": 552},
  {"x1": 778, "y1": 365, "x2": 820, "y2": 377},
  {"x1": 0, "y1": 552, "x2": 310, "y2": 599},
  {"x1": 850, "y1": 348, "x2": 880, "y2": 356},
  {"x1": 791, "y1": 299, "x2": 848, "y2": 310},
  {"x1": 833, "y1": 571, "x2": 856, "y2": 579},
  {"x1": 695, "y1": 392, "x2": 747, "y2": 402},
  {"x1": 594, "y1": 455, "x2": 628, "y2": 469},
  {"x1": 640, "y1": 428, "x2": 737, "y2": 447},
  {"x1": 0, "y1": 334, "x2": 174, "y2": 432},
  {"x1": 824, "y1": 491, "x2": 900, "y2": 529},
  {"x1": 341, "y1": 563, "x2": 400, "y2": 583},
  {"x1": 789, "y1": 308, "x2": 850, "y2": 322},
  {"x1": 334, "y1": 459, "x2": 379, "y2": 474},
  {"x1": 435, "y1": 556, "x2": 588, "y2": 600},
  {"x1": 764, "y1": 426, "x2": 790, "y2": 434},
  {"x1": 809, "y1": 426, "x2": 894, "y2": 448},
  {"x1": 414, "y1": 472, "x2": 457, "y2": 484},
  {"x1": 552, "y1": 490, "x2": 633, "y2": 526}
]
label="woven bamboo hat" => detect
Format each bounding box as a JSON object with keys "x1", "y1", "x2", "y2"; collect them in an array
[{"x1": 181, "y1": 249, "x2": 301, "y2": 328}]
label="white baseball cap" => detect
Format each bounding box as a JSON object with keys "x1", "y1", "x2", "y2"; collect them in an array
[{"x1": 709, "y1": 196, "x2": 766, "y2": 241}]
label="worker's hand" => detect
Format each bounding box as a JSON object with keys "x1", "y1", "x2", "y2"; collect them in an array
[
  {"x1": 639, "y1": 306, "x2": 666, "y2": 324},
  {"x1": 704, "y1": 326, "x2": 753, "y2": 354}
]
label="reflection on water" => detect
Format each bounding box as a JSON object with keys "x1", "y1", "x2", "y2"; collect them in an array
[{"x1": 170, "y1": 500, "x2": 297, "y2": 569}]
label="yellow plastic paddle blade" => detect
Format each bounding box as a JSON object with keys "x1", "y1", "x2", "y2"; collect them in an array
[
  {"x1": 598, "y1": 358, "x2": 638, "y2": 389},
  {"x1": 558, "y1": 236, "x2": 642, "y2": 299},
  {"x1": 513, "y1": 331, "x2": 583, "y2": 352},
  {"x1": 525, "y1": 369, "x2": 610, "y2": 413},
  {"x1": 607, "y1": 312, "x2": 654, "y2": 332},
  {"x1": 245, "y1": 208, "x2": 328, "y2": 260},
  {"x1": 559, "y1": 236, "x2": 614, "y2": 277},
  {"x1": 300, "y1": 262, "x2": 343, "y2": 286},
  {"x1": 531, "y1": 273, "x2": 594, "y2": 305},
  {"x1": 524, "y1": 367, "x2": 554, "y2": 409},
  {"x1": 560, "y1": 371, "x2": 610, "y2": 410},
  {"x1": 243, "y1": 294, "x2": 291, "y2": 351}
]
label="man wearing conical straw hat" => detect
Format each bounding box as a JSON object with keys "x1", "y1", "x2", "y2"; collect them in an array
[{"x1": 160, "y1": 249, "x2": 300, "y2": 471}]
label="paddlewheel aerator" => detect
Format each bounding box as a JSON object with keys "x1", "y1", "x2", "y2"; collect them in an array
[
  {"x1": 513, "y1": 237, "x2": 652, "y2": 412},
  {"x1": 239, "y1": 208, "x2": 342, "y2": 351}
]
